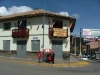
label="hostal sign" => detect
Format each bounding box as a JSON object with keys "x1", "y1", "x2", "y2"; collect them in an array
[{"x1": 53, "y1": 28, "x2": 67, "y2": 37}]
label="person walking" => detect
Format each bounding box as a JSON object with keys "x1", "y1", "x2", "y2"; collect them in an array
[
  {"x1": 51, "y1": 52, "x2": 55, "y2": 64},
  {"x1": 47, "y1": 53, "x2": 52, "y2": 63},
  {"x1": 37, "y1": 51, "x2": 42, "y2": 63}
]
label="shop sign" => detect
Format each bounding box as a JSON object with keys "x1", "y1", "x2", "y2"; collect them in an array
[{"x1": 53, "y1": 28, "x2": 67, "y2": 37}]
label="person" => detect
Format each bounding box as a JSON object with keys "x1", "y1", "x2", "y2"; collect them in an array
[
  {"x1": 47, "y1": 52, "x2": 55, "y2": 64},
  {"x1": 47, "y1": 53, "x2": 52, "y2": 63},
  {"x1": 37, "y1": 51, "x2": 42, "y2": 63},
  {"x1": 51, "y1": 52, "x2": 55, "y2": 64}
]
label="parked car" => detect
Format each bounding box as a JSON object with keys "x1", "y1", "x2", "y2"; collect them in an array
[
  {"x1": 81, "y1": 57, "x2": 88, "y2": 61},
  {"x1": 81, "y1": 55, "x2": 88, "y2": 61}
]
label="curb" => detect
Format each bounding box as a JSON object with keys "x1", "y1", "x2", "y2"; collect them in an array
[{"x1": 0, "y1": 57, "x2": 89, "y2": 67}]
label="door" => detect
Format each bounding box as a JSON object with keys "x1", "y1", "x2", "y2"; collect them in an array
[
  {"x1": 52, "y1": 40, "x2": 63, "y2": 61},
  {"x1": 3, "y1": 40, "x2": 10, "y2": 51},
  {"x1": 31, "y1": 40, "x2": 40, "y2": 52},
  {"x1": 17, "y1": 40, "x2": 27, "y2": 58}
]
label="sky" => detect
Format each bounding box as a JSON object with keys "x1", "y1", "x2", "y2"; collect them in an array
[{"x1": 0, "y1": 0, "x2": 100, "y2": 36}]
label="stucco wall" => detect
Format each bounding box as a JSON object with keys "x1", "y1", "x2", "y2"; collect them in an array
[{"x1": 0, "y1": 16, "x2": 70, "y2": 52}]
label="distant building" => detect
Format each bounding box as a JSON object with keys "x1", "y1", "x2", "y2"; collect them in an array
[
  {"x1": 70, "y1": 35, "x2": 85, "y2": 54},
  {"x1": 0, "y1": 9, "x2": 76, "y2": 61},
  {"x1": 87, "y1": 41, "x2": 100, "y2": 51}
]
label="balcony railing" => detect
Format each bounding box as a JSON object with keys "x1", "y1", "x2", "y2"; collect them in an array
[
  {"x1": 12, "y1": 28, "x2": 29, "y2": 38},
  {"x1": 49, "y1": 28, "x2": 68, "y2": 38}
]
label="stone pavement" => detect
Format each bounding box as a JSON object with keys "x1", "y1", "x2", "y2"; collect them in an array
[{"x1": 0, "y1": 55, "x2": 89, "y2": 67}]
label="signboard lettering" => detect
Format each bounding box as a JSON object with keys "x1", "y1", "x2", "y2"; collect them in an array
[{"x1": 53, "y1": 28, "x2": 67, "y2": 37}]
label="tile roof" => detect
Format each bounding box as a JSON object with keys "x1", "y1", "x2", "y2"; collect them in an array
[
  {"x1": 88, "y1": 41, "x2": 100, "y2": 49},
  {"x1": 0, "y1": 9, "x2": 76, "y2": 21}
]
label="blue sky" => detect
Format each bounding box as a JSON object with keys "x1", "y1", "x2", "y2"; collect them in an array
[{"x1": 0, "y1": 0, "x2": 100, "y2": 35}]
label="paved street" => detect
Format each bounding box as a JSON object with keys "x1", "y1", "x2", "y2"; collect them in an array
[{"x1": 0, "y1": 58, "x2": 100, "y2": 75}]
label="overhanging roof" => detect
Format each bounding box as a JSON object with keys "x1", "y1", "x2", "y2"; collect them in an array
[{"x1": 0, "y1": 9, "x2": 76, "y2": 32}]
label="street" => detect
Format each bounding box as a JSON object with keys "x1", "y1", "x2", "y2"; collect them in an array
[{"x1": 0, "y1": 59, "x2": 100, "y2": 75}]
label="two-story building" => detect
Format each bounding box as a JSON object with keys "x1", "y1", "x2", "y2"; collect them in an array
[{"x1": 0, "y1": 9, "x2": 76, "y2": 61}]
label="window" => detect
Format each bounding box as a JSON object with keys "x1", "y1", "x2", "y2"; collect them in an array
[
  {"x1": 53, "y1": 19, "x2": 63, "y2": 28},
  {"x1": 18, "y1": 20, "x2": 27, "y2": 29},
  {"x1": 3, "y1": 22, "x2": 11, "y2": 30}
]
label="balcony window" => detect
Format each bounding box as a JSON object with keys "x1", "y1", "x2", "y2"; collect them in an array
[
  {"x1": 18, "y1": 20, "x2": 27, "y2": 29},
  {"x1": 3, "y1": 22, "x2": 11, "y2": 30},
  {"x1": 53, "y1": 19, "x2": 63, "y2": 28}
]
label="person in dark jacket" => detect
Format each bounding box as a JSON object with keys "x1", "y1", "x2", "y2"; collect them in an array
[
  {"x1": 47, "y1": 53, "x2": 52, "y2": 63},
  {"x1": 51, "y1": 52, "x2": 55, "y2": 64}
]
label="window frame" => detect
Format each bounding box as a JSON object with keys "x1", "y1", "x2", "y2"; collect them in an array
[
  {"x1": 18, "y1": 20, "x2": 27, "y2": 29},
  {"x1": 53, "y1": 19, "x2": 63, "y2": 28},
  {"x1": 3, "y1": 22, "x2": 11, "y2": 30}
]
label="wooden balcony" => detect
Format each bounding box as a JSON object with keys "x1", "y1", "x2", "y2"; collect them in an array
[
  {"x1": 12, "y1": 28, "x2": 29, "y2": 38},
  {"x1": 49, "y1": 28, "x2": 68, "y2": 38}
]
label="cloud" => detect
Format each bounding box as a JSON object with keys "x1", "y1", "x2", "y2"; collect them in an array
[
  {"x1": 0, "y1": 6, "x2": 33, "y2": 16},
  {"x1": 72, "y1": 14, "x2": 80, "y2": 19},
  {"x1": 59, "y1": 11, "x2": 69, "y2": 16},
  {"x1": 58, "y1": 11, "x2": 80, "y2": 19}
]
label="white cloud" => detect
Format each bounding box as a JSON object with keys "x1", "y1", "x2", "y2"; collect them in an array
[
  {"x1": 0, "y1": 6, "x2": 8, "y2": 16},
  {"x1": 59, "y1": 11, "x2": 69, "y2": 16},
  {"x1": 58, "y1": 11, "x2": 80, "y2": 19},
  {"x1": 72, "y1": 14, "x2": 80, "y2": 19},
  {"x1": 0, "y1": 6, "x2": 33, "y2": 16}
]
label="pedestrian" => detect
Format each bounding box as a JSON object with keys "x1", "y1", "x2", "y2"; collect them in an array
[
  {"x1": 51, "y1": 52, "x2": 55, "y2": 64},
  {"x1": 37, "y1": 51, "x2": 42, "y2": 63},
  {"x1": 47, "y1": 53, "x2": 52, "y2": 63}
]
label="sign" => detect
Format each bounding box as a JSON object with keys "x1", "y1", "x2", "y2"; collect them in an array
[
  {"x1": 53, "y1": 28, "x2": 67, "y2": 37},
  {"x1": 83, "y1": 29, "x2": 100, "y2": 36},
  {"x1": 33, "y1": 37, "x2": 38, "y2": 39},
  {"x1": 53, "y1": 28, "x2": 67, "y2": 33},
  {"x1": 84, "y1": 36, "x2": 100, "y2": 42}
]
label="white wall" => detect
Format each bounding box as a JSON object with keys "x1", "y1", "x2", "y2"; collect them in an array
[{"x1": 0, "y1": 16, "x2": 71, "y2": 52}]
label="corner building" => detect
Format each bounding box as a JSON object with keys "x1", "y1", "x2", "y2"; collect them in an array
[{"x1": 0, "y1": 9, "x2": 76, "y2": 61}]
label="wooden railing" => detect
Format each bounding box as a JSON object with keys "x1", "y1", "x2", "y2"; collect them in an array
[{"x1": 12, "y1": 28, "x2": 29, "y2": 38}]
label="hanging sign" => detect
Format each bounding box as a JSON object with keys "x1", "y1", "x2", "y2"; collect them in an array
[{"x1": 53, "y1": 28, "x2": 67, "y2": 37}]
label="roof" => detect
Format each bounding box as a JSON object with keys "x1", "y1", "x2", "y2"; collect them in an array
[
  {"x1": 87, "y1": 41, "x2": 100, "y2": 49},
  {"x1": 0, "y1": 9, "x2": 76, "y2": 21},
  {"x1": 0, "y1": 9, "x2": 76, "y2": 32}
]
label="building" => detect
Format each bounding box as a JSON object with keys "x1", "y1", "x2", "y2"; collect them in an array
[
  {"x1": 0, "y1": 9, "x2": 76, "y2": 61},
  {"x1": 70, "y1": 35, "x2": 85, "y2": 54}
]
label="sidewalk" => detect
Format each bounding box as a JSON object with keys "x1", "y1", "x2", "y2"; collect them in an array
[{"x1": 0, "y1": 56, "x2": 89, "y2": 67}]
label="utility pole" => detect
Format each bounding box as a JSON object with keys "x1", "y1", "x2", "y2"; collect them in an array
[
  {"x1": 43, "y1": 0, "x2": 45, "y2": 48},
  {"x1": 79, "y1": 28, "x2": 82, "y2": 56},
  {"x1": 74, "y1": 34, "x2": 76, "y2": 55},
  {"x1": 42, "y1": 0, "x2": 45, "y2": 62}
]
